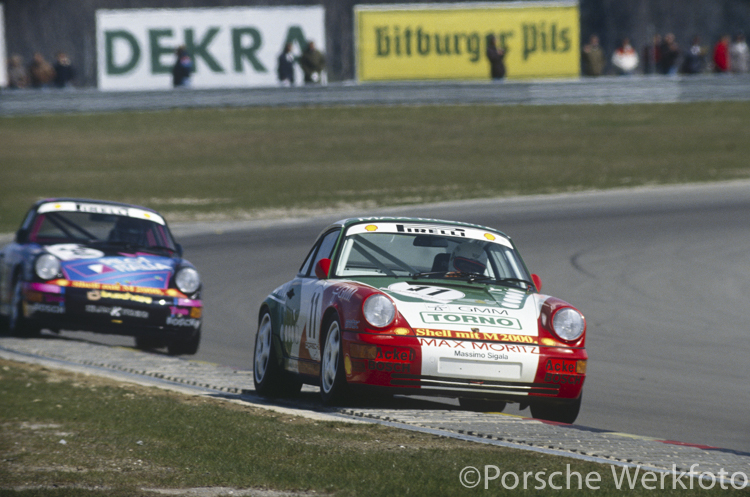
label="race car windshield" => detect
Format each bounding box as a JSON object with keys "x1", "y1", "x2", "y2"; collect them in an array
[
  {"x1": 334, "y1": 229, "x2": 531, "y2": 288},
  {"x1": 27, "y1": 211, "x2": 176, "y2": 251}
]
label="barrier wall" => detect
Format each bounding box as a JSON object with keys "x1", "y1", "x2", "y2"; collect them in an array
[
  {"x1": 355, "y1": 1, "x2": 580, "y2": 81},
  {"x1": 96, "y1": 6, "x2": 325, "y2": 91}
]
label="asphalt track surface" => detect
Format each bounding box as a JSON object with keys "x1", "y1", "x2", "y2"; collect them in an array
[{"x1": 59, "y1": 180, "x2": 750, "y2": 453}]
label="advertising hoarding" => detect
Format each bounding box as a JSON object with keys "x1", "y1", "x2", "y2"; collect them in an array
[
  {"x1": 355, "y1": 1, "x2": 580, "y2": 81},
  {"x1": 96, "y1": 6, "x2": 325, "y2": 90}
]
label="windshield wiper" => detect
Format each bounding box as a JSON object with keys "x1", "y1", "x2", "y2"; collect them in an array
[
  {"x1": 411, "y1": 271, "x2": 493, "y2": 283},
  {"x1": 497, "y1": 277, "x2": 535, "y2": 290}
]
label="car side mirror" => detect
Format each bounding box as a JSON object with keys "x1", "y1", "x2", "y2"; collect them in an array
[
  {"x1": 175, "y1": 243, "x2": 183, "y2": 257},
  {"x1": 15, "y1": 228, "x2": 29, "y2": 244},
  {"x1": 531, "y1": 274, "x2": 542, "y2": 292},
  {"x1": 315, "y1": 258, "x2": 331, "y2": 279}
]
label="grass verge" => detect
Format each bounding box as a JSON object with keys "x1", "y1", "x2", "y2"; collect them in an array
[
  {"x1": 1, "y1": 102, "x2": 750, "y2": 232},
  {"x1": 1, "y1": 358, "x2": 747, "y2": 496}
]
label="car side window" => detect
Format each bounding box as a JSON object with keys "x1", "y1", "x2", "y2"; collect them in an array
[{"x1": 299, "y1": 229, "x2": 340, "y2": 277}]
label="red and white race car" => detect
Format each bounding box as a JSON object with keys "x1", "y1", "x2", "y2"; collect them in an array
[{"x1": 253, "y1": 217, "x2": 587, "y2": 423}]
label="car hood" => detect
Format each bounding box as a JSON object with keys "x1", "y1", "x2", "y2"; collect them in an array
[
  {"x1": 378, "y1": 280, "x2": 542, "y2": 339},
  {"x1": 45, "y1": 243, "x2": 177, "y2": 290}
]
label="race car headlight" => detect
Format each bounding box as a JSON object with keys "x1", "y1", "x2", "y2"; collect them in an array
[
  {"x1": 363, "y1": 294, "x2": 396, "y2": 328},
  {"x1": 551, "y1": 308, "x2": 585, "y2": 341},
  {"x1": 35, "y1": 254, "x2": 61, "y2": 280},
  {"x1": 175, "y1": 267, "x2": 201, "y2": 294}
]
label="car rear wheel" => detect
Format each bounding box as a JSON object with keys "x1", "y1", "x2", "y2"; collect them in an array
[
  {"x1": 530, "y1": 395, "x2": 582, "y2": 424},
  {"x1": 253, "y1": 312, "x2": 301, "y2": 397},
  {"x1": 320, "y1": 316, "x2": 348, "y2": 405},
  {"x1": 9, "y1": 280, "x2": 40, "y2": 338}
]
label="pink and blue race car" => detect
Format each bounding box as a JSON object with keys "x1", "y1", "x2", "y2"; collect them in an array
[{"x1": 0, "y1": 199, "x2": 202, "y2": 355}]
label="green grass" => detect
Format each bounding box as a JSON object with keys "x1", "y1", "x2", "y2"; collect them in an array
[
  {"x1": 2, "y1": 102, "x2": 750, "y2": 232},
  {"x1": 1, "y1": 359, "x2": 746, "y2": 496}
]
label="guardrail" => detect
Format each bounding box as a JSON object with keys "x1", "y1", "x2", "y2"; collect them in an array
[{"x1": 1, "y1": 75, "x2": 749, "y2": 116}]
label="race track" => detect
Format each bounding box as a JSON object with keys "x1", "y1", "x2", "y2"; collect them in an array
[{"x1": 72, "y1": 181, "x2": 750, "y2": 452}]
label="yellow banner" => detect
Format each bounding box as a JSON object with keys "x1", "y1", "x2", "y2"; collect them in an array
[{"x1": 355, "y1": 2, "x2": 580, "y2": 81}]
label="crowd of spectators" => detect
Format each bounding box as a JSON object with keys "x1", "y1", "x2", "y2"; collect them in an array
[
  {"x1": 582, "y1": 32, "x2": 750, "y2": 77},
  {"x1": 6, "y1": 51, "x2": 76, "y2": 89},
  {"x1": 6, "y1": 32, "x2": 749, "y2": 89}
]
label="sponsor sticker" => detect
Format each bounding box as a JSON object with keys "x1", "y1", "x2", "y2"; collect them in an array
[
  {"x1": 166, "y1": 316, "x2": 201, "y2": 329},
  {"x1": 388, "y1": 282, "x2": 465, "y2": 303},
  {"x1": 419, "y1": 312, "x2": 521, "y2": 330},
  {"x1": 86, "y1": 290, "x2": 153, "y2": 304},
  {"x1": 85, "y1": 305, "x2": 149, "y2": 319}
]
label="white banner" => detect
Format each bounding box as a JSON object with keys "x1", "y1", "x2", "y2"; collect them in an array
[
  {"x1": 96, "y1": 6, "x2": 325, "y2": 91},
  {"x1": 0, "y1": 4, "x2": 7, "y2": 88}
]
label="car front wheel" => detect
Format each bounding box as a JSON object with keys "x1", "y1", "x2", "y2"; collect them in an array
[
  {"x1": 320, "y1": 316, "x2": 347, "y2": 405},
  {"x1": 9, "y1": 280, "x2": 40, "y2": 338}
]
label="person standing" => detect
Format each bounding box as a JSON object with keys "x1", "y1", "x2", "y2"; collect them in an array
[
  {"x1": 713, "y1": 35, "x2": 731, "y2": 73},
  {"x1": 730, "y1": 34, "x2": 749, "y2": 74},
  {"x1": 581, "y1": 34, "x2": 605, "y2": 76},
  {"x1": 658, "y1": 33, "x2": 680, "y2": 75},
  {"x1": 53, "y1": 51, "x2": 75, "y2": 88},
  {"x1": 7, "y1": 54, "x2": 29, "y2": 89},
  {"x1": 298, "y1": 41, "x2": 325, "y2": 84},
  {"x1": 277, "y1": 42, "x2": 296, "y2": 86},
  {"x1": 611, "y1": 37, "x2": 639, "y2": 75},
  {"x1": 172, "y1": 45, "x2": 193, "y2": 88},
  {"x1": 681, "y1": 36, "x2": 705, "y2": 74},
  {"x1": 486, "y1": 34, "x2": 506, "y2": 80},
  {"x1": 28, "y1": 52, "x2": 55, "y2": 88}
]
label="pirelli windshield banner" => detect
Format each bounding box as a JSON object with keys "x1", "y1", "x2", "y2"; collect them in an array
[
  {"x1": 96, "y1": 7, "x2": 325, "y2": 90},
  {"x1": 355, "y1": 1, "x2": 580, "y2": 81}
]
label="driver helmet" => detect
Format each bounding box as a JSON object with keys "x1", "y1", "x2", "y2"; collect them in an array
[
  {"x1": 450, "y1": 241, "x2": 488, "y2": 273},
  {"x1": 109, "y1": 217, "x2": 147, "y2": 245}
]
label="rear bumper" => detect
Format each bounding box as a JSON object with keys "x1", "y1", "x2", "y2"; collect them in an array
[{"x1": 21, "y1": 281, "x2": 202, "y2": 339}]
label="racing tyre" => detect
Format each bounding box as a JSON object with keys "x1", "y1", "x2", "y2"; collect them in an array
[
  {"x1": 530, "y1": 395, "x2": 582, "y2": 424},
  {"x1": 9, "y1": 280, "x2": 40, "y2": 338},
  {"x1": 167, "y1": 329, "x2": 201, "y2": 356},
  {"x1": 458, "y1": 397, "x2": 507, "y2": 413},
  {"x1": 253, "y1": 312, "x2": 301, "y2": 398},
  {"x1": 320, "y1": 316, "x2": 348, "y2": 405}
]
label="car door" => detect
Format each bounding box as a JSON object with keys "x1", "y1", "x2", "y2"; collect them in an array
[{"x1": 281, "y1": 229, "x2": 341, "y2": 368}]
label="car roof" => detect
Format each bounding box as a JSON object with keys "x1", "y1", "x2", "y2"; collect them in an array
[
  {"x1": 327, "y1": 216, "x2": 513, "y2": 241},
  {"x1": 33, "y1": 198, "x2": 160, "y2": 214}
]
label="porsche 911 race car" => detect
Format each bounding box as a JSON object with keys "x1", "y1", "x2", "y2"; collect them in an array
[
  {"x1": 254, "y1": 217, "x2": 587, "y2": 423},
  {"x1": 0, "y1": 199, "x2": 203, "y2": 355}
]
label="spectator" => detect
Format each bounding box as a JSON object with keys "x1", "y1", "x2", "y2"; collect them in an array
[
  {"x1": 277, "y1": 42, "x2": 296, "y2": 86},
  {"x1": 658, "y1": 33, "x2": 680, "y2": 75},
  {"x1": 172, "y1": 45, "x2": 193, "y2": 88},
  {"x1": 298, "y1": 40, "x2": 325, "y2": 84},
  {"x1": 681, "y1": 36, "x2": 705, "y2": 74},
  {"x1": 713, "y1": 35, "x2": 731, "y2": 73},
  {"x1": 485, "y1": 34, "x2": 506, "y2": 80},
  {"x1": 53, "y1": 51, "x2": 75, "y2": 88},
  {"x1": 643, "y1": 34, "x2": 661, "y2": 74},
  {"x1": 7, "y1": 54, "x2": 29, "y2": 89},
  {"x1": 730, "y1": 33, "x2": 749, "y2": 74},
  {"x1": 611, "y1": 37, "x2": 639, "y2": 75},
  {"x1": 28, "y1": 52, "x2": 55, "y2": 88},
  {"x1": 581, "y1": 34, "x2": 605, "y2": 76}
]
